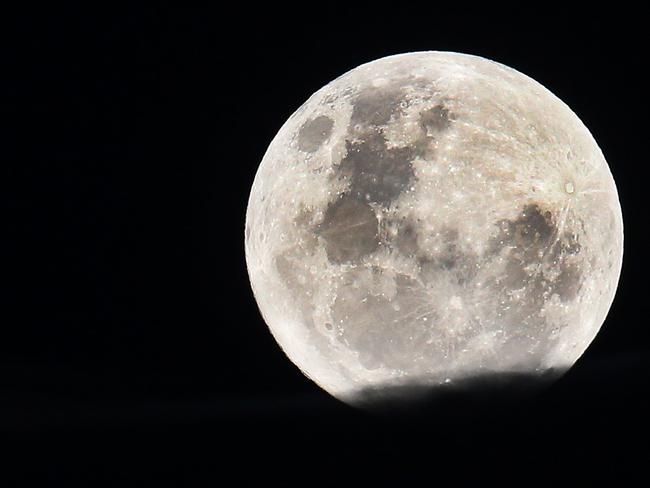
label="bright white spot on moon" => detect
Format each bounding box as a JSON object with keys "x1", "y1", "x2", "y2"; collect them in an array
[{"x1": 245, "y1": 52, "x2": 623, "y2": 409}]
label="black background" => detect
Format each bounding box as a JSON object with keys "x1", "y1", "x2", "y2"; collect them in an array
[{"x1": 2, "y1": 5, "x2": 648, "y2": 486}]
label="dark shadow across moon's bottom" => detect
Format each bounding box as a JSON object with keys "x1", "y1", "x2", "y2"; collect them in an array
[{"x1": 345, "y1": 368, "x2": 566, "y2": 416}]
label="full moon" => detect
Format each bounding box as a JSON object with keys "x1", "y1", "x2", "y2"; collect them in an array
[{"x1": 245, "y1": 52, "x2": 623, "y2": 409}]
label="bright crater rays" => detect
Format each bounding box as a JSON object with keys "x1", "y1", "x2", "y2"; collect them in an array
[{"x1": 245, "y1": 52, "x2": 623, "y2": 408}]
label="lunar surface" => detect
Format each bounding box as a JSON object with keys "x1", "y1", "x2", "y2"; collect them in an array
[{"x1": 245, "y1": 52, "x2": 623, "y2": 409}]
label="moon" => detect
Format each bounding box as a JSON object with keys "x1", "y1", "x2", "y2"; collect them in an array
[{"x1": 245, "y1": 52, "x2": 623, "y2": 409}]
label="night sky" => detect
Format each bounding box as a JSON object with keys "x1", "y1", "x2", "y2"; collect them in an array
[{"x1": 2, "y1": 6, "x2": 647, "y2": 485}]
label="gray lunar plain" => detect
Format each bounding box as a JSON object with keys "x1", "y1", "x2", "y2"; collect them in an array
[{"x1": 245, "y1": 52, "x2": 623, "y2": 408}]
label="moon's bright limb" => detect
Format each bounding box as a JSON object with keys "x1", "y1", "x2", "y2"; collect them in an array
[{"x1": 245, "y1": 52, "x2": 623, "y2": 408}]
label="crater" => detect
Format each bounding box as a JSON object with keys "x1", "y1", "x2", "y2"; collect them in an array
[
  {"x1": 337, "y1": 132, "x2": 415, "y2": 207},
  {"x1": 316, "y1": 194, "x2": 379, "y2": 264},
  {"x1": 297, "y1": 115, "x2": 334, "y2": 153}
]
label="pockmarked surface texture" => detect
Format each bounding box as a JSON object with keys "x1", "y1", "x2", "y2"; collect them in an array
[{"x1": 245, "y1": 52, "x2": 623, "y2": 408}]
